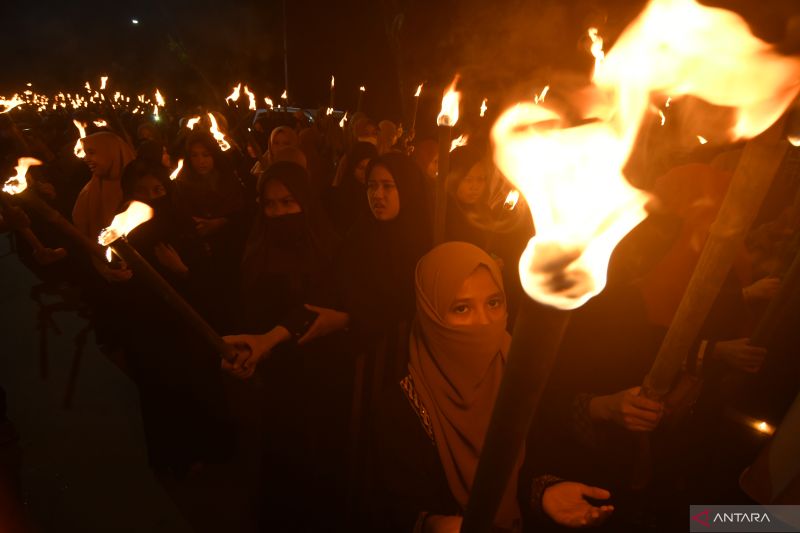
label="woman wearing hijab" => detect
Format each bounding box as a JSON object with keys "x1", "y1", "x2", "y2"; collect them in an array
[
  {"x1": 117, "y1": 160, "x2": 233, "y2": 477},
  {"x1": 444, "y1": 145, "x2": 494, "y2": 248},
  {"x1": 326, "y1": 141, "x2": 378, "y2": 235},
  {"x1": 370, "y1": 242, "x2": 614, "y2": 533},
  {"x1": 223, "y1": 160, "x2": 351, "y2": 531},
  {"x1": 72, "y1": 131, "x2": 135, "y2": 241}
]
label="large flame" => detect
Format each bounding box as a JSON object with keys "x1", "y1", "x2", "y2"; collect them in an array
[
  {"x1": 73, "y1": 120, "x2": 87, "y2": 158},
  {"x1": 437, "y1": 76, "x2": 461, "y2": 127},
  {"x1": 492, "y1": 0, "x2": 800, "y2": 310},
  {"x1": 98, "y1": 201, "x2": 154, "y2": 246},
  {"x1": 207, "y1": 113, "x2": 231, "y2": 151},
  {"x1": 2, "y1": 157, "x2": 42, "y2": 195}
]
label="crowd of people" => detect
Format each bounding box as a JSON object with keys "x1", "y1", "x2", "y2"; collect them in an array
[{"x1": 0, "y1": 90, "x2": 798, "y2": 533}]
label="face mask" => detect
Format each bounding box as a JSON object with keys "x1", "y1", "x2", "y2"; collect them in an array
[{"x1": 264, "y1": 212, "x2": 307, "y2": 249}]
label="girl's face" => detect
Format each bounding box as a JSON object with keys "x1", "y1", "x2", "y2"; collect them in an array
[
  {"x1": 270, "y1": 131, "x2": 293, "y2": 154},
  {"x1": 367, "y1": 165, "x2": 400, "y2": 221},
  {"x1": 84, "y1": 145, "x2": 113, "y2": 178},
  {"x1": 132, "y1": 175, "x2": 167, "y2": 203},
  {"x1": 444, "y1": 266, "x2": 506, "y2": 327},
  {"x1": 354, "y1": 158, "x2": 370, "y2": 185},
  {"x1": 456, "y1": 163, "x2": 487, "y2": 206},
  {"x1": 188, "y1": 143, "x2": 214, "y2": 175},
  {"x1": 262, "y1": 179, "x2": 302, "y2": 218}
]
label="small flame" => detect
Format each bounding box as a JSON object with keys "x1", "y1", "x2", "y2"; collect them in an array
[
  {"x1": 264, "y1": 97, "x2": 274, "y2": 109},
  {"x1": 480, "y1": 98, "x2": 488, "y2": 118},
  {"x1": 98, "y1": 201, "x2": 154, "y2": 246},
  {"x1": 243, "y1": 85, "x2": 256, "y2": 110},
  {"x1": 170, "y1": 159, "x2": 184, "y2": 181},
  {"x1": 326, "y1": 107, "x2": 334, "y2": 116},
  {"x1": 207, "y1": 113, "x2": 231, "y2": 151},
  {"x1": 330, "y1": 75, "x2": 335, "y2": 88},
  {"x1": 94, "y1": 119, "x2": 108, "y2": 127},
  {"x1": 588, "y1": 27, "x2": 605, "y2": 76},
  {"x1": 504, "y1": 190, "x2": 520, "y2": 211},
  {"x1": 84, "y1": 82, "x2": 91, "y2": 91},
  {"x1": 155, "y1": 89, "x2": 165, "y2": 107},
  {"x1": 2, "y1": 157, "x2": 42, "y2": 195},
  {"x1": 450, "y1": 134, "x2": 469, "y2": 152},
  {"x1": 339, "y1": 111, "x2": 348, "y2": 129},
  {"x1": 226, "y1": 83, "x2": 242, "y2": 104},
  {"x1": 754, "y1": 421, "x2": 774, "y2": 435},
  {"x1": 359, "y1": 86, "x2": 366, "y2": 92},
  {"x1": 186, "y1": 116, "x2": 201, "y2": 130},
  {"x1": 659, "y1": 109, "x2": 666, "y2": 126},
  {"x1": 534, "y1": 85, "x2": 550, "y2": 104},
  {"x1": 697, "y1": 135, "x2": 708, "y2": 144},
  {"x1": 437, "y1": 76, "x2": 461, "y2": 127},
  {"x1": 0, "y1": 95, "x2": 24, "y2": 113},
  {"x1": 414, "y1": 84, "x2": 423, "y2": 98},
  {"x1": 100, "y1": 76, "x2": 108, "y2": 90},
  {"x1": 665, "y1": 96, "x2": 672, "y2": 108},
  {"x1": 789, "y1": 135, "x2": 800, "y2": 147},
  {"x1": 105, "y1": 247, "x2": 113, "y2": 263},
  {"x1": 153, "y1": 104, "x2": 159, "y2": 118},
  {"x1": 73, "y1": 120, "x2": 87, "y2": 158},
  {"x1": 281, "y1": 89, "x2": 288, "y2": 100}
]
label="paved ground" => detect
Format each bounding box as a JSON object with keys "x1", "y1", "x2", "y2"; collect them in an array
[{"x1": 0, "y1": 235, "x2": 196, "y2": 533}]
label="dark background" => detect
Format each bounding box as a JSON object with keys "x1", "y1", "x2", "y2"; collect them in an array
[{"x1": 2, "y1": 0, "x2": 799, "y2": 127}]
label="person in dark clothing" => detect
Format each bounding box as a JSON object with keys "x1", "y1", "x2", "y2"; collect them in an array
[
  {"x1": 444, "y1": 145, "x2": 493, "y2": 249},
  {"x1": 370, "y1": 242, "x2": 614, "y2": 533},
  {"x1": 327, "y1": 141, "x2": 378, "y2": 235},
  {"x1": 223, "y1": 161, "x2": 352, "y2": 532},
  {"x1": 117, "y1": 160, "x2": 234, "y2": 477}
]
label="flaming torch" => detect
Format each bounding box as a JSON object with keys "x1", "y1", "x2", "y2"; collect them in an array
[
  {"x1": 357, "y1": 85, "x2": 366, "y2": 112},
  {"x1": 1, "y1": 95, "x2": 24, "y2": 113},
  {"x1": 480, "y1": 98, "x2": 488, "y2": 118},
  {"x1": 3, "y1": 157, "x2": 104, "y2": 261},
  {"x1": 461, "y1": 0, "x2": 800, "y2": 530},
  {"x1": 98, "y1": 202, "x2": 236, "y2": 362},
  {"x1": 170, "y1": 159, "x2": 184, "y2": 181},
  {"x1": 410, "y1": 83, "x2": 423, "y2": 132},
  {"x1": 329, "y1": 75, "x2": 335, "y2": 108},
  {"x1": 434, "y1": 76, "x2": 461, "y2": 244},
  {"x1": 225, "y1": 83, "x2": 242, "y2": 105},
  {"x1": 73, "y1": 120, "x2": 87, "y2": 158}
]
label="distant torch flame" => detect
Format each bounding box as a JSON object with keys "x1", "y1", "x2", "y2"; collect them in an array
[
  {"x1": 264, "y1": 97, "x2": 274, "y2": 109},
  {"x1": 186, "y1": 116, "x2": 201, "y2": 130},
  {"x1": 1, "y1": 95, "x2": 24, "y2": 113},
  {"x1": 330, "y1": 76, "x2": 335, "y2": 88},
  {"x1": 534, "y1": 85, "x2": 550, "y2": 104},
  {"x1": 2, "y1": 157, "x2": 42, "y2": 195},
  {"x1": 226, "y1": 83, "x2": 242, "y2": 104},
  {"x1": 155, "y1": 89, "x2": 165, "y2": 107},
  {"x1": 503, "y1": 190, "x2": 520, "y2": 211},
  {"x1": 326, "y1": 107, "x2": 334, "y2": 116},
  {"x1": 588, "y1": 28, "x2": 605, "y2": 75},
  {"x1": 359, "y1": 86, "x2": 366, "y2": 92},
  {"x1": 492, "y1": 0, "x2": 800, "y2": 311},
  {"x1": 697, "y1": 135, "x2": 708, "y2": 144},
  {"x1": 339, "y1": 112, "x2": 348, "y2": 129},
  {"x1": 437, "y1": 76, "x2": 461, "y2": 127},
  {"x1": 480, "y1": 98, "x2": 488, "y2": 118},
  {"x1": 100, "y1": 76, "x2": 108, "y2": 90},
  {"x1": 93, "y1": 119, "x2": 108, "y2": 127},
  {"x1": 170, "y1": 159, "x2": 184, "y2": 181},
  {"x1": 450, "y1": 134, "x2": 469, "y2": 152},
  {"x1": 281, "y1": 89, "x2": 288, "y2": 100},
  {"x1": 415, "y1": 84, "x2": 423, "y2": 98},
  {"x1": 243, "y1": 85, "x2": 256, "y2": 110},
  {"x1": 73, "y1": 120, "x2": 87, "y2": 158},
  {"x1": 207, "y1": 113, "x2": 231, "y2": 151},
  {"x1": 98, "y1": 201, "x2": 154, "y2": 247}
]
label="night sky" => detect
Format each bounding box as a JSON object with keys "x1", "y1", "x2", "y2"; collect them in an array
[{"x1": 3, "y1": 0, "x2": 799, "y2": 128}]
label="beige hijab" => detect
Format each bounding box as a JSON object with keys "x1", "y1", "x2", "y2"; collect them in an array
[
  {"x1": 408, "y1": 241, "x2": 521, "y2": 530},
  {"x1": 71, "y1": 132, "x2": 135, "y2": 239}
]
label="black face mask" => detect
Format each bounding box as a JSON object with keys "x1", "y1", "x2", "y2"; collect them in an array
[{"x1": 264, "y1": 212, "x2": 307, "y2": 250}]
